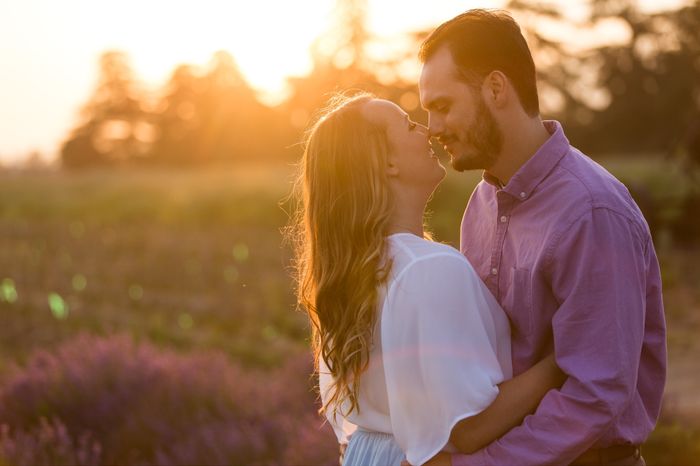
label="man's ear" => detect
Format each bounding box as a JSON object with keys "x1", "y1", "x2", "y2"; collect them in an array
[{"x1": 483, "y1": 70, "x2": 508, "y2": 108}]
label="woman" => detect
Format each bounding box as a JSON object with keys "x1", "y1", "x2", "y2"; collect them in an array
[{"x1": 289, "y1": 92, "x2": 565, "y2": 466}]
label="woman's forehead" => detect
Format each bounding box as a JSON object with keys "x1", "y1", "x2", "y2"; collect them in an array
[{"x1": 361, "y1": 99, "x2": 406, "y2": 128}]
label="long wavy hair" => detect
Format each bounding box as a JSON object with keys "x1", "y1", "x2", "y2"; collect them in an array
[{"x1": 288, "y1": 92, "x2": 394, "y2": 418}]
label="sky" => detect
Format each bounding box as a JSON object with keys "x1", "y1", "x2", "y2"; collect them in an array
[{"x1": 0, "y1": 0, "x2": 689, "y2": 165}]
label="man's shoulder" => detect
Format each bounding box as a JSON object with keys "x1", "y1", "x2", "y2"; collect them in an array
[{"x1": 550, "y1": 147, "x2": 646, "y2": 224}]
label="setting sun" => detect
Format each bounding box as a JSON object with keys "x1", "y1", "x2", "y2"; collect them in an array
[
  {"x1": 113, "y1": 0, "x2": 336, "y2": 101},
  {"x1": 46, "y1": 0, "x2": 332, "y2": 106}
]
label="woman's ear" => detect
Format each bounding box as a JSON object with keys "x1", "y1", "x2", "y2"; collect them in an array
[{"x1": 386, "y1": 155, "x2": 400, "y2": 177}]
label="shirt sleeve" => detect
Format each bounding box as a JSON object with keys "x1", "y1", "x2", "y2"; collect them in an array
[
  {"x1": 452, "y1": 207, "x2": 653, "y2": 466},
  {"x1": 382, "y1": 253, "x2": 507, "y2": 466},
  {"x1": 318, "y1": 356, "x2": 357, "y2": 445}
]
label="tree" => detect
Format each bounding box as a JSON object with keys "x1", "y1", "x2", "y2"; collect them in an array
[
  {"x1": 566, "y1": 0, "x2": 700, "y2": 153},
  {"x1": 61, "y1": 51, "x2": 154, "y2": 168},
  {"x1": 147, "y1": 64, "x2": 202, "y2": 164},
  {"x1": 192, "y1": 51, "x2": 278, "y2": 163}
]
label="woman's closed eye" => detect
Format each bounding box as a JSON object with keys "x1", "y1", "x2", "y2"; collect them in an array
[{"x1": 408, "y1": 120, "x2": 417, "y2": 131}]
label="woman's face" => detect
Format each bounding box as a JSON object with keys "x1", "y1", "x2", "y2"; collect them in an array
[{"x1": 362, "y1": 99, "x2": 446, "y2": 190}]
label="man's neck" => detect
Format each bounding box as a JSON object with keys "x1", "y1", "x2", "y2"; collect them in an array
[{"x1": 488, "y1": 117, "x2": 551, "y2": 186}]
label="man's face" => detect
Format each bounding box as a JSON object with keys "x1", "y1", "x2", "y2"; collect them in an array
[{"x1": 419, "y1": 46, "x2": 503, "y2": 172}]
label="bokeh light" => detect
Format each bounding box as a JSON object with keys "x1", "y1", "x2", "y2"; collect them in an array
[
  {"x1": 178, "y1": 312, "x2": 194, "y2": 330},
  {"x1": 232, "y1": 243, "x2": 249, "y2": 263},
  {"x1": 1, "y1": 279, "x2": 18, "y2": 303},
  {"x1": 72, "y1": 273, "x2": 87, "y2": 291},
  {"x1": 48, "y1": 293, "x2": 69, "y2": 319},
  {"x1": 129, "y1": 284, "x2": 144, "y2": 301}
]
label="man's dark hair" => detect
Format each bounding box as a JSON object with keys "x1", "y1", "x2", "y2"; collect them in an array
[{"x1": 419, "y1": 9, "x2": 540, "y2": 116}]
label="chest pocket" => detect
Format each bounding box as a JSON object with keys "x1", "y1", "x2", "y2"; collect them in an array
[{"x1": 509, "y1": 268, "x2": 533, "y2": 337}]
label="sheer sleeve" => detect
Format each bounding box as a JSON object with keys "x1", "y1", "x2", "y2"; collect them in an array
[
  {"x1": 381, "y1": 253, "x2": 508, "y2": 466},
  {"x1": 318, "y1": 355, "x2": 357, "y2": 445}
]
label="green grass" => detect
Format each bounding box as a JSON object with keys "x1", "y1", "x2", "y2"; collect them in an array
[
  {"x1": 0, "y1": 166, "x2": 303, "y2": 370},
  {"x1": 0, "y1": 159, "x2": 698, "y2": 461}
]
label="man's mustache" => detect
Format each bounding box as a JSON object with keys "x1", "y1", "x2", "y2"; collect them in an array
[{"x1": 437, "y1": 135, "x2": 457, "y2": 146}]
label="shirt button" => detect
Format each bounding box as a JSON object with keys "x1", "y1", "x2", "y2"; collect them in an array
[
  {"x1": 519, "y1": 192, "x2": 527, "y2": 199},
  {"x1": 491, "y1": 267, "x2": 498, "y2": 275},
  {"x1": 500, "y1": 215, "x2": 507, "y2": 223}
]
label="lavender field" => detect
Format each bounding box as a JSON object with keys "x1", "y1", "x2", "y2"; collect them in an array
[{"x1": 0, "y1": 162, "x2": 698, "y2": 465}]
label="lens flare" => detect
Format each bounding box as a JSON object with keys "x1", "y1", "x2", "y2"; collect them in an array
[{"x1": 48, "y1": 293, "x2": 69, "y2": 319}]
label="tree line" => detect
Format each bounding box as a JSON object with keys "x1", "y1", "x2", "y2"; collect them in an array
[{"x1": 60, "y1": 0, "x2": 700, "y2": 173}]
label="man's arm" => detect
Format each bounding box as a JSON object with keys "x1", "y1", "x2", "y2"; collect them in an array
[
  {"x1": 451, "y1": 207, "x2": 653, "y2": 466},
  {"x1": 449, "y1": 353, "x2": 565, "y2": 453}
]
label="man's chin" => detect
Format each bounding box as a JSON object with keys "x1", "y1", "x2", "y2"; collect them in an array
[{"x1": 451, "y1": 152, "x2": 490, "y2": 172}]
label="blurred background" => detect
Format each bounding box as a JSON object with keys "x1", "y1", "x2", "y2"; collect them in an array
[{"x1": 0, "y1": 0, "x2": 699, "y2": 464}]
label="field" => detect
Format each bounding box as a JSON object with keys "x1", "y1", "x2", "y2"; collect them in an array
[{"x1": 0, "y1": 160, "x2": 698, "y2": 464}]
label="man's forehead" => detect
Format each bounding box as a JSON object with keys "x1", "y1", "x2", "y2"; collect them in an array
[{"x1": 419, "y1": 46, "x2": 459, "y2": 104}]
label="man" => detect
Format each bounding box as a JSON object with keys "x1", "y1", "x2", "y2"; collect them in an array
[{"x1": 417, "y1": 9, "x2": 666, "y2": 466}]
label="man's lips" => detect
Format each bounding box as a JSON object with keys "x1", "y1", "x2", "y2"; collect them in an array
[{"x1": 438, "y1": 137, "x2": 457, "y2": 151}]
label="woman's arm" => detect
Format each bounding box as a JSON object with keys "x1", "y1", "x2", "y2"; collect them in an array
[
  {"x1": 383, "y1": 254, "x2": 565, "y2": 466},
  {"x1": 448, "y1": 353, "x2": 566, "y2": 454}
]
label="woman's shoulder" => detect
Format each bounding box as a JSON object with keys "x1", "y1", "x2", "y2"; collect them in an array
[
  {"x1": 387, "y1": 234, "x2": 476, "y2": 285},
  {"x1": 388, "y1": 233, "x2": 469, "y2": 266}
]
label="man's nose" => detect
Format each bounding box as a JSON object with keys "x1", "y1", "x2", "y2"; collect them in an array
[{"x1": 428, "y1": 117, "x2": 444, "y2": 138}]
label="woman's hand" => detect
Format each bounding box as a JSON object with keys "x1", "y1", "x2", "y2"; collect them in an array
[
  {"x1": 338, "y1": 443, "x2": 347, "y2": 466},
  {"x1": 400, "y1": 451, "x2": 452, "y2": 466}
]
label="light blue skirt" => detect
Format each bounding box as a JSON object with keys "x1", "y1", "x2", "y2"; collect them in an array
[{"x1": 343, "y1": 428, "x2": 406, "y2": 466}]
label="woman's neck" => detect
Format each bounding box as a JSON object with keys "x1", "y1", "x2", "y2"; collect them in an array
[
  {"x1": 387, "y1": 191, "x2": 427, "y2": 238},
  {"x1": 387, "y1": 223, "x2": 424, "y2": 237}
]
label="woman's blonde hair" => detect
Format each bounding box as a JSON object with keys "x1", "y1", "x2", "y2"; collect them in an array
[{"x1": 289, "y1": 92, "x2": 394, "y2": 418}]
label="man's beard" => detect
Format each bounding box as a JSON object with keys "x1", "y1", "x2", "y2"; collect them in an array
[{"x1": 451, "y1": 97, "x2": 503, "y2": 172}]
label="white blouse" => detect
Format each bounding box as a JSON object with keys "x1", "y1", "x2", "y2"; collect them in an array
[{"x1": 319, "y1": 233, "x2": 512, "y2": 466}]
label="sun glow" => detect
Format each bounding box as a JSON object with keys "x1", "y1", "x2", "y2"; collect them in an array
[
  {"x1": 0, "y1": 0, "x2": 490, "y2": 162},
  {"x1": 91, "y1": 0, "x2": 335, "y2": 105}
]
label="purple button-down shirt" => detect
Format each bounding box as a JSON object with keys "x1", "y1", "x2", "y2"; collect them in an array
[{"x1": 454, "y1": 121, "x2": 666, "y2": 465}]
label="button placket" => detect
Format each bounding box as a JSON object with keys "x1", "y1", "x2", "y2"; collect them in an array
[{"x1": 489, "y1": 194, "x2": 512, "y2": 299}]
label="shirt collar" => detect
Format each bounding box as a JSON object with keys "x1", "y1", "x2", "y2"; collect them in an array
[{"x1": 483, "y1": 120, "x2": 569, "y2": 200}]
